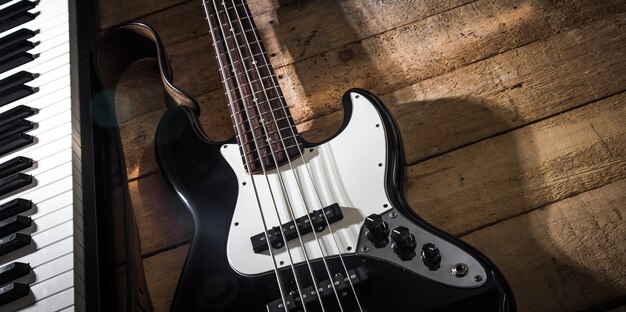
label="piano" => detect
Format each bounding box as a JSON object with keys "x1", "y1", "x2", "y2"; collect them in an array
[{"x1": 0, "y1": 0, "x2": 119, "y2": 311}]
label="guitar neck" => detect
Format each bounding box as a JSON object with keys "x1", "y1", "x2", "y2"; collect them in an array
[{"x1": 203, "y1": 0, "x2": 302, "y2": 173}]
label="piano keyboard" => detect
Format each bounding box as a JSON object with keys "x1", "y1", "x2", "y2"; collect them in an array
[{"x1": 0, "y1": 0, "x2": 85, "y2": 310}]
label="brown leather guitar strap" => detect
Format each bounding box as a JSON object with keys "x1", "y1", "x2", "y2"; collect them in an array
[
  {"x1": 94, "y1": 23, "x2": 196, "y2": 311},
  {"x1": 96, "y1": 22, "x2": 200, "y2": 114}
]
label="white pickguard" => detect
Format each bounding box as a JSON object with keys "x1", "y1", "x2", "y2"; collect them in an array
[{"x1": 223, "y1": 92, "x2": 389, "y2": 276}]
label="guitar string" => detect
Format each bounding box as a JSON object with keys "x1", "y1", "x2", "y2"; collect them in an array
[
  {"x1": 201, "y1": 1, "x2": 289, "y2": 310},
  {"x1": 211, "y1": 1, "x2": 314, "y2": 310},
  {"x1": 225, "y1": 1, "x2": 334, "y2": 311},
  {"x1": 210, "y1": 0, "x2": 315, "y2": 310},
  {"x1": 235, "y1": 2, "x2": 365, "y2": 311}
]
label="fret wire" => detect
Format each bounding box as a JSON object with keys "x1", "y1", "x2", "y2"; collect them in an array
[
  {"x1": 231, "y1": 115, "x2": 293, "y2": 127},
  {"x1": 235, "y1": 124, "x2": 298, "y2": 138},
  {"x1": 242, "y1": 150, "x2": 302, "y2": 163},
  {"x1": 206, "y1": 0, "x2": 302, "y2": 169},
  {"x1": 240, "y1": 143, "x2": 302, "y2": 158}
]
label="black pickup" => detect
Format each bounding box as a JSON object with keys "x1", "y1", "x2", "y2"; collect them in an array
[
  {"x1": 266, "y1": 266, "x2": 369, "y2": 312},
  {"x1": 250, "y1": 203, "x2": 343, "y2": 253}
]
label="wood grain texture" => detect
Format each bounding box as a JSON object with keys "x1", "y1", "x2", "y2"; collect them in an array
[
  {"x1": 406, "y1": 89, "x2": 626, "y2": 236},
  {"x1": 97, "y1": 0, "x2": 626, "y2": 311},
  {"x1": 114, "y1": 0, "x2": 625, "y2": 180},
  {"x1": 462, "y1": 179, "x2": 626, "y2": 312}
]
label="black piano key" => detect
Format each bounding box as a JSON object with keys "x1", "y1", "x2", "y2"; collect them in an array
[
  {"x1": 0, "y1": 117, "x2": 33, "y2": 135},
  {"x1": 0, "y1": 29, "x2": 37, "y2": 51},
  {"x1": 0, "y1": 199, "x2": 31, "y2": 220},
  {"x1": 0, "y1": 40, "x2": 37, "y2": 63},
  {"x1": 0, "y1": 105, "x2": 36, "y2": 127},
  {"x1": 0, "y1": 1, "x2": 37, "y2": 21},
  {"x1": 0, "y1": 85, "x2": 37, "y2": 107},
  {"x1": 0, "y1": 282, "x2": 29, "y2": 306},
  {"x1": 0, "y1": 132, "x2": 33, "y2": 157},
  {"x1": 0, "y1": 52, "x2": 37, "y2": 74},
  {"x1": 0, "y1": 215, "x2": 30, "y2": 237},
  {"x1": 0, "y1": 85, "x2": 37, "y2": 108},
  {"x1": 0, "y1": 11, "x2": 37, "y2": 33},
  {"x1": 0, "y1": 71, "x2": 37, "y2": 93},
  {"x1": 0, "y1": 1, "x2": 38, "y2": 34},
  {"x1": 0, "y1": 0, "x2": 11, "y2": 6},
  {"x1": 0, "y1": 119, "x2": 33, "y2": 140},
  {"x1": 0, "y1": 262, "x2": 29, "y2": 286},
  {"x1": 0, "y1": 233, "x2": 30, "y2": 256},
  {"x1": 0, "y1": 173, "x2": 31, "y2": 196},
  {"x1": 0, "y1": 157, "x2": 31, "y2": 180}
]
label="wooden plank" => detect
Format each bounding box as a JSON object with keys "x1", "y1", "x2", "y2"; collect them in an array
[
  {"x1": 385, "y1": 14, "x2": 626, "y2": 164},
  {"x1": 144, "y1": 245, "x2": 189, "y2": 312},
  {"x1": 407, "y1": 91, "x2": 626, "y2": 236},
  {"x1": 132, "y1": 0, "x2": 472, "y2": 58},
  {"x1": 113, "y1": 0, "x2": 622, "y2": 132},
  {"x1": 99, "y1": 0, "x2": 188, "y2": 30},
  {"x1": 117, "y1": 12, "x2": 626, "y2": 180},
  {"x1": 127, "y1": 173, "x2": 194, "y2": 257},
  {"x1": 140, "y1": 179, "x2": 626, "y2": 311},
  {"x1": 462, "y1": 179, "x2": 626, "y2": 312},
  {"x1": 133, "y1": 0, "x2": 300, "y2": 46},
  {"x1": 99, "y1": 0, "x2": 289, "y2": 30},
  {"x1": 254, "y1": 0, "x2": 472, "y2": 67},
  {"x1": 299, "y1": 12, "x2": 626, "y2": 162},
  {"x1": 274, "y1": 0, "x2": 624, "y2": 123}
]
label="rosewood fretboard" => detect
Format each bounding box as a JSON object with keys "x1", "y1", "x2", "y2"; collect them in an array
[{"x1": 203, "y1": 0, "x2": 302, "y2": 173}]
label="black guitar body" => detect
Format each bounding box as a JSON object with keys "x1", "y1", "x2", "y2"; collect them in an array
[{"x1": 155, "y1": 89, "x2": 515, "y2": 312}]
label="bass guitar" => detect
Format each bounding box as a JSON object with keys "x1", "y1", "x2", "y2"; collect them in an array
[{"x1": 151, "y1": 0, "x2": 516, "y2": 311}]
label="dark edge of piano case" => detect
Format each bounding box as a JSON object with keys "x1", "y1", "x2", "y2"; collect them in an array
[{"x1": 70, "y1": 0, "x2": 117, "y2": 311}]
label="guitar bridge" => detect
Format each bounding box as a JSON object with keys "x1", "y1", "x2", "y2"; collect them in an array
[{"x1": 266, "y1": 266, "x2": 369, "y2": 312}]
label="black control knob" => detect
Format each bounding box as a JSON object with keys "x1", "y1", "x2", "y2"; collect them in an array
[
  {"x1": 421, "y1": 243, "x2": 441, "y2": 271},
  {"x1": 390, "y1": 226, "x2": 416, "y2": 260},
  {"x1": 364, "y1": 214, "x2": 390, "y2": 246}
]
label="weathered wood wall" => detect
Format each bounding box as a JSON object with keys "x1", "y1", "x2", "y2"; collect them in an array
[{"x1": 98, "y1": 0, "x2": 626, "y2": 311}]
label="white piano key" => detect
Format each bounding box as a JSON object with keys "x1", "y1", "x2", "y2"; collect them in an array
[
  {"x1": 31, "y1": 221, "x2": 73, "y2": 254},
  {"x1": 0, "y1": 28, "x2": 70, "y2": 78},
  {"x1": 20, "y1": 288, "x2": 75, "y2": 312},
  {"x1": 58, "y1": 306, "x2": 74, "y2": 312},
  {"x1": 0, "y1": 121, "x2": 71, "y2": 163},
  {"x1": 27, "y1": 27, "x2": 70, "y2": 55},
  {"x1": 30, "y1": 62, "x2": 71, "y2": 87},
  {"x1": 31, "y1": 204, "x2": 72, "y2": 235},
  {"x1": 0, "y1": 43, "x2": 69, "y2": 80},
  {"x1": 0, "y1": 233, "x2": 73, "y2": 268},
  {"x1": 1, "y1": 165, "x2": 73, "y2": 205},
  {"x1": 22, "y1": 272, "x2": 74, "y2": 312},
  {"x1": 14, "y1": 150, "x2": 73, "y2": 195},
  {"x1": 31, "y1": 190, "x2": 73, "y2": 219},
  {"x1": 0, "y1": 0, "x2": 68, "y2": 35},
  {"x1": 0, "y1": 136, "x2": 71, "y2": 173},
  {"x1": 0, "y1": 73, "x2": 70, "y2": 114},
  {"x1": 27, "y1": 100, "x2": 70, "y2": 124},
  {"x1": 30, "y1": 253, "x2": 73, "y2": 285},
  {"x1": 29, "y1": 111, "x2": 71, "y2": 138}
]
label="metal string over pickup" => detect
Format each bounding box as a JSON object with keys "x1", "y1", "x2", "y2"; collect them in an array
[
  {"x1": 266, "y1": 266, "x2": 369, "y2": 312},
  {"x1": 250, "y1": 203, "x2": 343, "y2": 253}
]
